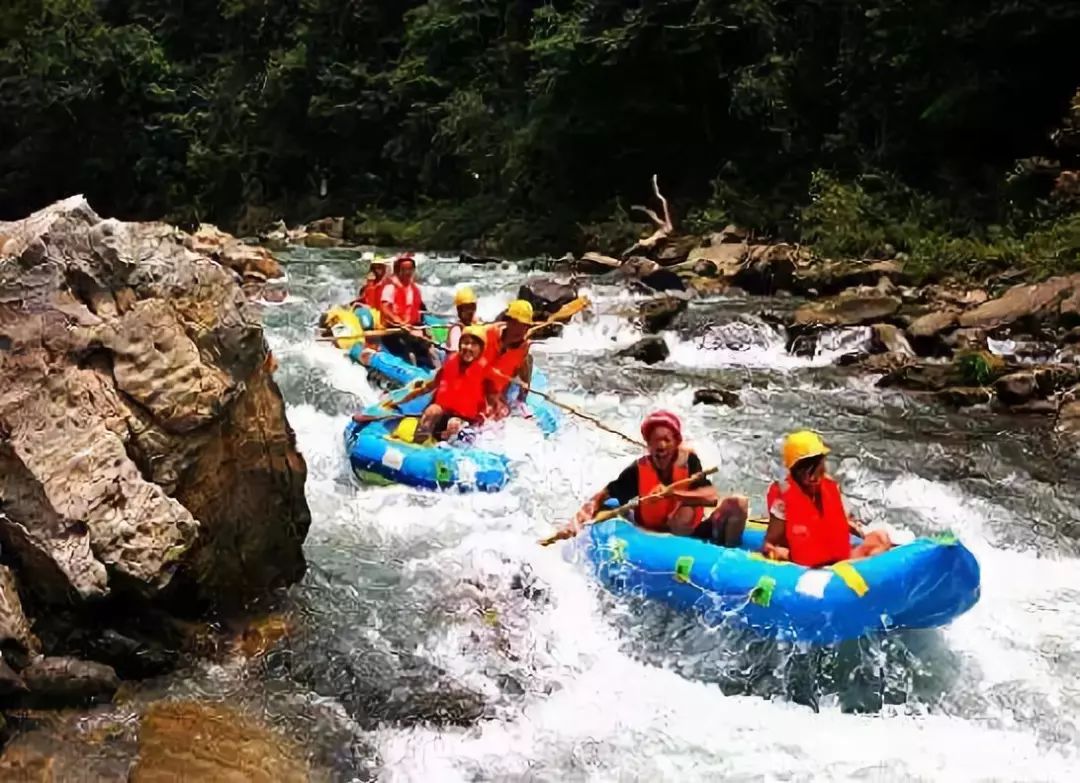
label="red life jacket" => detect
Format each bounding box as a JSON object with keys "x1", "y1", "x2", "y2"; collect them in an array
[
  {"x1": 484, "y1": 325, "x2": 530, "y2": 394},
  {"x1": 433, "y1": 354, "x2": 488, "y2": 422},
  {"x1": 382, "y1": 276, "x2": 422, "y2": 325},
  {"x1": 635, "y1": 449, "x2": 705, "y2": 532},
  {"x1": 770, "y1": 476, "x2": 851, "y2": 568}
]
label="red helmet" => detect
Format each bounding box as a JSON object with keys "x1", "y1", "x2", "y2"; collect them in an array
[{"x1": 641, "y1": 410, "x2": 682, "y2": 444}]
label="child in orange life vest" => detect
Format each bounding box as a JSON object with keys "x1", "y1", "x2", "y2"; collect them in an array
[
  {"x1": 763, "y1": 431, "x2": 892, "y2": 567},
  {"x1": 483, "y1": 299, "x2": 535, "y2": 420},
  {"x1": 565, "y1": 411, "x2": 748, "y2": 544},
  {"x1": 379, "y1": 326, "x2": 494, "y2": 443},
  {"x1": 379, "y1": 254, "x2": 438, "y2": 368},
  {"x1": 349, "y1": 253, "x2": 388, "y2": 310}
]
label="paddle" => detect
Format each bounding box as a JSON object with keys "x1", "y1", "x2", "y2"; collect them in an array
[
  {"x1": 525, "y1": 296, "x2": 590, "y2": 339},
  {"x1": 350, "y1": 410, "x2": 409, "y2": 426},
  {"x1": 539, "y1": 466, "x2": 719, "y2": 546}
]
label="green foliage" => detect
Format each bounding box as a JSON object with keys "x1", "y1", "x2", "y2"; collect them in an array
[
  {"x1": 0, "y1": 0, "x2": 1078, "y2": 266},
  {"x1": 957, "y1": 351, "x2": 1005, "y2": 386}
]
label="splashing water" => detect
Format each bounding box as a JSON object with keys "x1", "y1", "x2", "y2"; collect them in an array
[{"x1": 191, "y1": 248, "x2": 1080, "y2": 779}]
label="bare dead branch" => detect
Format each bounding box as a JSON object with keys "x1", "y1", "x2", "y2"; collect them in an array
[{"x1": 623, "y1": 175, "x2": 674, "y2": 257}]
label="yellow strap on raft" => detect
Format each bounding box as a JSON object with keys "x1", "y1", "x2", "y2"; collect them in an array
[{"x1": 829, "y1": 561, "x2": 869, "y2": 597}]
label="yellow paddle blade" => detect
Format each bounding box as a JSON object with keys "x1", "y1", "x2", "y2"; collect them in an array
[{"x1": 547, "y1": 296, "x2": 590, "y2": 322}]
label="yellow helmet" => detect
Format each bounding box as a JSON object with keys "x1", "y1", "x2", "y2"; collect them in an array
[
  {"x1": 460, "y1": 324, "x2": 487, "y2": 347},
  {"x1": 393, "y1": 417, "x2": 419, "y2": 443},
  {"x1": 505, "y1": 299, "x2": 534, "y2": 324},
  {"x1": 454, "y1": 287, "x2": 478, "y2": 306},
  {"x1": 782, "y1": 430, "x2": 830, "y2": 470}
]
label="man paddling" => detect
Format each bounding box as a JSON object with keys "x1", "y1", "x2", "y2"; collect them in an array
[
  {"x1": 566, "y1": 410, "x2": 747, "y2": 544},
  {"x1": 763, "y1": 431, "x2": 892, "y2": 565},
  {"x1": 350, "y1": 252, "x2": 388, "y2": 310},
  {"x1": 372, "y1": 325, "x2": 495, "y2": 443}
]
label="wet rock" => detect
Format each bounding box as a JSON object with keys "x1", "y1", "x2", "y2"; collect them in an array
[
  {"x1": 306, "y1": 216, "x2": 344, "y2": 240},
  {"x1": 958, "y1": 274, "x2": 1080, "y2": 332},
  {"x1": 1056, "y1": 387, "x2": 1080, "y2": 439},
  {"x1": 0, "y1": 197, "x2": 310, "y2": 611},
  {"x1": 637, "y1": 294, "x2": 690, "y2": 333},
  {"x1": 517, "y1": 278, "x2": 577, "y2": 319},
  {"x1": 907, "y1": 309, "x2": 960, "y2": 355},
  {"x1": 877, "y1": 353, "x2": 1010, "y2": 392},
  {"x1": 0, "y1": 657, "x2": 28, "y2": 695},
  {"x1": 132, "y1": 701, "x2": 309, "y2": 782},
  {"x1": 731, "y1": 244, "x2": 797, "y2": 295},
  {"x1": 187, "y1": 224, "x2": 283, "y2": 281},
  {"x1": 693, "y1": 388, "x2": 740, "y2": 407},
  {"x1": 943, "y1": 327, "x2": 989, "y2": 353},
  {"x1": 994, "y1": 372, "x2": 1047, "y2": 406},
  {"x1": 653, "y1": 234, "x2": 700, "y2": 264},
  {"x1": 639, "y1": 267, "x2": 686, "y2": 293},
  {"x1": 576, "y1": 252, "x2": 622, "y2": 274},
  {"x1": 303, "y1": 231, "x2": 339, "y2": 249},
  {"x1": 616, "y1": 336, "x2": 669, "y2": 365},
  {"x1": 870, "y1": 324, "x2": 914, "y2": 357},
  {"x1": 20, "y1": 657, "x2": 119, "y2": 705},
  {"x1": 1063, "y1": 326, "x2": 1080, "y2": 344},
  {"x1": 686, "y1": 242, "x2": 747, "y2": 276},
  {"x1": 459, "y1": 251, "x2": 505, "y2": 266},
  {"x1": 793, "y1": 259, "x2": 909, "y2": 296},
  {"x1": 792, "y1": 293, "x2": 902, "y2": 328},
  {"x1": 234, "y1": 613, "x2": 293, "y2": 659},
  {"x1": 686, "y1": 276, "x2": 729, "y2": 297},
  {"x1": 846, "y1": 352, "x2": 914, "y2": 374},
  {"x1": 1005, "y1": 399, "x2": 1060, "y2": 415},
  {"x1": 936, "y1": 387, "x2": 994, "y2": 408}
]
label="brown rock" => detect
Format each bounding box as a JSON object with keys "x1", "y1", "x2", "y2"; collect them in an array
[
  {"x1": 576, "y1": 252, "x2": 622, "y2": 274},
  {"x1": 793, "y1": 293, "x2": 901, "y2": 328},
  {"x1": 187, "y1": 224, "x2": 283, "y2": 281},
  {"x1": 0, "y1": 198, "x2": 309, "y2": 611},
  {"x1": 653, "y1": 235, "x2": 699, "y2": 264},
  {"x1": 616, "y1": 336, "x2": 669, "y2": 365},
  {"x1": 131, "y1": 701, "x2": 309, "y2": 783},
  {"x1": 870, "y1": 324, "x2": 914, "y2": 356},
  {"x1": 693, "y1": 388, "x2": 740, "y2": 407},
  {"x1": 794, "y1": 259, "x2": 910, "y2": 296},
  {"x1": 958, "y1": 274, "x2": 1080, "y2": 331},
  {"x1": 306, "y1": 216, "x2": 344, "y2": 240},
  {"x1": 686, "y1": 242, "x2": 747, "y2": 276},
  {"x1": 732, "y1": 244, "x2": 797, "y2": 295},
  {"x1": 303, "y1": 231, "x2": 338, "y2": 249},
  {"x1": 637, "y1": 294, "x2": 690, "y2": 333},
  {"x1": 994, "y1": 371, "x2": 1046, "y2": 406},
  {"x1": 0, "y1": 565, "x2": 39, "y2": 653},
  {"x1": 235, "y1": 613, "x2": 293, "y2": 658},
  {"x1": 21, "y1": 657, "x2": 119, "y2": 704},
  {"x1": 936, "y1": 387, "x2": 993, "y2": 408},
  {"x1": 908, "y1": 309, "x2": 960, "y2": 339}
]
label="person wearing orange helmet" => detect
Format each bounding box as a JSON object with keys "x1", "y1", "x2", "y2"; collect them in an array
[
  {"x1": 763, "y1": 431, "x2": 892, "y2": 566},
  {"x1": 483, "y1": 299, "x2": 535, "y2": 419},
  {"x1": 371, "y1": 325, "x2": 494, "y2": 443},
  {"x1": 565, "y1": 410, "x2": 747, "y2": 544}
]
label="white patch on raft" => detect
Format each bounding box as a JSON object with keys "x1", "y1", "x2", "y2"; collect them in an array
[
  {"x1": 457, "y1": 457, "x2": 478, "y2": 486},
  {"x1": 795, "y1": 569, "x2": 833, "y2": 598},
  {"x1": 381, "y1": 447, "x2": 405, "y2": 471}
]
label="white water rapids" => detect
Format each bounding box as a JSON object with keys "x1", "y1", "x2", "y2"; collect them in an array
[{"x1": 251, "y1": 249, "x2": 1080, "y2": 781}]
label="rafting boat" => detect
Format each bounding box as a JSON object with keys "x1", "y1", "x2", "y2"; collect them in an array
[
  {"x1": 343, "y1": 384, "x2": 510, "y2": 492},
  {"x1": 583, "y1": 518, "x2": 980, "y2": 644}
]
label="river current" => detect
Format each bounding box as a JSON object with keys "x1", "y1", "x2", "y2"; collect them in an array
[{"x1": 244, "y1": 248, "x2": 1080, "y2": 781}]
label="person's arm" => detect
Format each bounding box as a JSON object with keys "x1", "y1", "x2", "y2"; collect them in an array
[
  {"x1": 447, "y1": 324, "x2": 462, "y2": 352},
  {"x1": 385, "y1": 374, "x2": 438, "y2": 408},
  {"x1": 566, "y1": 463, "x2": 636, "y2": 533},
  {"x1": 380, "y1": 284, "x2": 407, "y2": 326},
  {"x1": 762, "y1": 497, "x2": 790, "y2": 560},
  {"x1": 669, "y1": 452, "x2": 719, "y2": 506},
  {"x1": 517, "y1": 350, "x2": 533, "y2": 386}
]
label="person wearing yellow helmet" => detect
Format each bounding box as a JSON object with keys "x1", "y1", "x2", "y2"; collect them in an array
[
  {"x1": 483, "y1": 299, "x2": 535, "y2": 419},
  {"x1": 350, "y1": 252, "x2": 389, "y2": 310},
  {"x1": 763, "y1": 431, "x2": 892, "y2": 566},
  {"x1": 375, "y1": 325, "x2": 493, "y2": 443},
  {"x1": 446, "y1": 287, "x2": 480, "y2": 352}
]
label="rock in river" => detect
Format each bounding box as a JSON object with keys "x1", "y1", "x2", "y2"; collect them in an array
[
  {"x1": 617, "y1": 336, "x2": 670, "y2": 365},
  {"x1": 0, "y1": 197, "x2": 310, "y2": 612},
  {"x1": 693, "y1": 388, "x2": 740, "y2": 407},
  {"x1": 793, "y1": 293, "x2": 902, "y2": 329}
]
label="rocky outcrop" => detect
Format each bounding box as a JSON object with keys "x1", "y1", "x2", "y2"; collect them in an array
[
  {"x1": 958, "y1": 274, "x2": 1080, "y2": 332},
  {"x1": 792, "y1": 292, "x2": 902, "y2": 329},
  {"x1": 307, "y1": 216, "x2": 344, "y2": 240},
  {"x1": 637, "y1": 293, "x2": 690, "y2": 333},
  {"x1": 19, "y1": 657, "x2": 119, "y2": 705},
  {"x1": 870, "y1": 324, "x2": 914, "y2": 357},
  {"x1": 906, "y1": 309, "x2": 960, "y2": 355},
  {"x1": 517, "y1": 278, "x2": 576, "y2": 319},
  {"x1": 693, "y1": 388, "x2": 740, "y2": 407},
  {"x1": 0, "y1": 198, "x2": 310, "y2": 621},
  {"x1": 793, "y1": 259, "x2": 909, "y2": 296},
  {"x1": 187, "y1": 224, "x2": 283, "y2": 281},
  {"x1": 616, "y1": 336, "x2": 669, "y2": 365}
]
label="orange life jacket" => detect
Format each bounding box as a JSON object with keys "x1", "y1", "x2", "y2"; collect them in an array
[
  {"x1": 769, "y1": 476, "x2": 851, "y2": 568},
  {"x1": 484, "y1": 325, "x2": 530, "y2": 394},
  {"x1": 433, "y1": 354, "x2": 488, "y2": 422},
  {"x1": 635, "y1": 449, "x2": 705, "y2": 532},
  {"x1": 361, "y1": 277, "x2": 385, "y2": 310},
  {"x1": 382, "y1": 276, "x2": 422, "y2": 325}
]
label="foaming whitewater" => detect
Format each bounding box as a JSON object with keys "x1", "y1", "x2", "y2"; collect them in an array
[{"x1": 255, "y1": 250, "x2": 1080, "y2": 780}]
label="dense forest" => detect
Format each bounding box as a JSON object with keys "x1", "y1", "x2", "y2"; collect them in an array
[{"x1": 2, "y1": 0, "x2": 1079, "y2": 272}]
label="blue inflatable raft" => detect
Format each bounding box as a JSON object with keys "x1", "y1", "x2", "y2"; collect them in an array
[
  {"x1": 343, "y1": 385, "x2": 510, "y2": 492},
  {"x1": 584, "y1": 519, "x2": 980, "y2": 644}
]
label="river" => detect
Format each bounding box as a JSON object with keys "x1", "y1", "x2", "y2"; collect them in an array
[{"x1": 244, "y1": 248, "x2": 1080, "y2": 780}]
